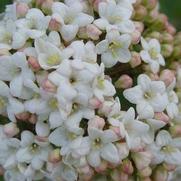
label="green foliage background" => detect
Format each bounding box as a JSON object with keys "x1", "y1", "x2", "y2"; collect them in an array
[{"x1": 0, "y1": 0, "x2": 181, "y2": 180}]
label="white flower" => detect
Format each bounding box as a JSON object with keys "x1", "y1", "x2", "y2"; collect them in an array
[
  {"x1": 0, "y1": 20, "x2": 27, "y2": 50},
  {"x1": 140, "y1": 37, "x2": 165, "y2": 73},
  {"x1": 93, "y1": 64, "x2": 116, "y2": 101},
  {"x1": 35, "y1": 38, "x2": 73, "y2": 70},
  {"x1": 52, "y1": 2, "x2": 94, "y2": 41},
  {"x1": 86, "y1": 127, "x2": 119, "y2": 167},
  {"x1": 0, "y1": 80, "x2": 24, "y2": 121},
  {"x1": 94, "y1": 1, "x2": 135, "y2": 33},
  {"x1": 149, "y1": 130, "x2": 181, "y2": 165},
  {"x1": 96, "y1": 30, "x2": 131, "y2": 67},
  {"x1": 123, "y1": 74, "x2": 168, "y2": 119},
  {"x1": 166, "y1": 80, "x2": 179, "y2": 119},
  {"x1": 16, "y1": 8, "x2": 50, "y2": 39},
  {"x1": 16, "y1": 131, "x2": 52, "y2": 171},
  {"x1": 0, "y1": 52, "x2": 35, "y2": 99},
  {"x1": 109, "y1": 107, "x2": 149, "y2": 149}
]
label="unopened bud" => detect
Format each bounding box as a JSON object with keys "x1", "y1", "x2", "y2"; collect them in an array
[
  {"x1": 131, "y1": 30, "x2": 141, "y2": 44},
  {"x1": 41, "y1": 0, "x2": 53, "y2": 14},
  {"x1": 132, "y1": 151, "x2": 152, "y2": 170},
  {"x1": 148, "y1": 31, "x2": 161, "y2": 40},
  {"x1": 142, "y1": 0, "x2": 157, "y2": 10},
  {"x1": 28, "y1": 56, "x2": 41, "y2": 71},
  {"x1": 154, "y1": 112, "x2": 170, "y2": 124},
  {"x1": 160, "y1": 69, "x2": 175, "y2": 87},
  {"x1": 42, "y1": 79, "x2": 57, "y2": 93},
  {"x1": 87, "y1": 24, "x2": 102, "y2": 40},
  {"x1": 88, "y1": 116, "x2": 105, "y2": 129},
  {"x1": 134, "y1": 21, "x2": 144, "y2": 33},
  {"x1": 134, "y1": 5, "x2": 147, "y2": 21},
  {"x1": 49, "y1": 16, "x2": 62, "y2": 31},
  {"x1": 48, "y1": 149, "x2": 61, "y2": 163},
  {"x1": 89, "y1": 97, "x2": 102, "y2": 109},
  {"x1": 95, "y1": 160, "x2": 108, "y2": 173},
  {"x1": 166, "y1": 22, "x2": 176, "y2": 35},
  {"x1": 139, "y1": 166, "x2": 152, "y2": 178},
  {"x1": 16, "y1": 112, "x2": 30, "y2": 121},
  {"x1": 152, "y1": 165, "x2": 168, "y2": 181},
  {"x1": 121, "y1": 159, "x2": 134, "y2": 175},
  {"x1": 169, "y1": 124, "x2": 181, "y2": 137},
  {"x1": 29, "y1": 114, "x2": 37, "y2": 124},
  {"x1": 4, "y1": 122, "x2": 19, "y2": 137},
  {"x1": 16, "y1": 2, "x2": 29, "y2": 18},
  {"x1": 161, "y1": 32, "x2": 173, "y2": 43},
  {"x1": 115, "y1": 75, "x2": 133, "y2": 89},
  {"x1": 130, "y1": 52, "x2": 141, "y2": 68},
  {"x1": 161, "y1": 44, "x2": 173, "y2": 58}
]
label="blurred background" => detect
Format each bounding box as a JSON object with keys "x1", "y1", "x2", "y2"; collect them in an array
[{"x1": 1, "y1": 0, "x2": 181, "y2": 30}]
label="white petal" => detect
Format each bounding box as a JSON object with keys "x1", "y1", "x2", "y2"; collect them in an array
[
  {"x1": 10, "y1": 75, "x2": 23, "y2": 97},
  {"x1": 96, "y1": 40, "x2": 109, "y2": 54},
  {"x1": 87, "y1": 150, "x2": 101, "y2": 167},
  {"x1": 156, "y1": 130, "x2": 172, "y2": 147},
  {"x1": 101, "y1": 143, "x2": 119, "y2": 164},
  {"x1": 49, "y1": 111, "x2": 64, "y2": 129},
  {"x1": 35, "y1": 121, "x2": 50, "y2": 137},
  {"x1": 21, "y1": 131, "x2": 34, "y2": 147},
  {"x1": 93, "y1": 18, "x2": 109, "y2": 30}
]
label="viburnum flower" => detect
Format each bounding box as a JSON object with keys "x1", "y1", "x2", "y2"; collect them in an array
[
  {"x1": 148, "y1": 130, "x2": 181, "y2": 165},
  {"x1": 140, "y1": 37, "x2": 165, "y2": 73},
  {"x1": 94, "y1": 1, "x2": 135, "y2": 33},
  {"x1": 123, "y1": 74, "x2": 168, "y2": 119},
  {"x1": 51, "y1": 2, "x2": 94, "y2": 41},
  {"x1": 96, "y1": 29, "x2": 131, "y2": 67}
]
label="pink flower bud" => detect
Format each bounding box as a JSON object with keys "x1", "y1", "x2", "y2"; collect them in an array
[
  {"x1": 29, "y1": 114, "x2": 37, "y2": 124},
  {"x1": 165, "y1": 22, "x2": 176, "y2": 35},
  {"x1": 134, "y1": 5, "x2": 147, "y2": 21},
  {"x1": 134, "y1": 21, "x2": 144, "y2": 33},
  {"x1": 131, "y1": 30, "x2": 141, "y2": 44},
  {"x1": 3, "y1": 122, "x2": 19, "y2": 137},
  {"x1": 49, "y1": 18, "x2": 62, "y2": 31},
  {"x1": 169, "y1": 124, "x2": 181, "y2": 137},
  {"x1": 139, "y1": 167, "x2": 152, "y2": 177},
  {"x1": 16, "y1": 2, "x2": 29, "y2": 18},
  {"x1": 154, "y1": 112, "x2": 170, "y2": 124},
  {"x1": 41, "y1": 0, "x2": 53, "y2": 14},
  {"x1": 132, "y1": 151, "x2": 152, "y2": 170},
  {"x1": 16, "y1": 112, "x2": 30, "y2": 121},
  {"x1": 87, "y1": 24, "x2": 102, "y2": 40},
  {"x1": 48, "y1": 149, "x2": 61, "y2": 163},
  {"x1": 121, "y1": 159, "x2": 134, "y2": 175},
  {"x1": 115, "y1": 75, "x2": 133, "y2": 89},
  {"x1": 79, "y1": 167, "x2": 94, "y2": 181},
  {"x1": 28, "y1": 56, "x2": 41, "y2": 71},
  {"x1": 89, "y1": 97, "x2": 102, "y2": 109},
  {"x1": 119, "y1": 172, "x2": 129, "y2": 181},
  {"x1": 91, "y1": 0, "x2": 107, "y2": 11},
  {"x1": 42, "y1": 79, "x2": 57, "y2": 93},
  {"x1": 130, "y1": 52, "x2": 141, "y2": 68},
  {"x1": 88, "y1": 116, "x2": 105, "y2": 129},
  {"x1": 95, "y1": 160, "x2": 107, "y2": 173},
  {"x1": 160, "y1": 69, "x2": 175, "y2": 87},
  {"x1": 152, "y1": 166, "x2": 168, "y2": 181},
  {"x1": 110, "y1": 126, "x2": 121, "y2": 137}
]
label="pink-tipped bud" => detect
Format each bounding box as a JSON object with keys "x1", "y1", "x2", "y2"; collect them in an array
[
  {"x1": 29, "y1": 114, "x2": 37, "y2": 124},
  {"x1": 121, "y1": 159, "x2": 134, "y2": 175},
  {"x1": 139, "y1": 167, "x2": 152, "y2": 178},
  {"x1": 134, "y1": 21, "x2": 144, "y2": 33},
  {"x1": 152, "y1": 166, "x2": 168, "y2": 181},
  {"x1": 161, "y1": 44, "x2": 173, "y2": 58},
  {"x1": 88, "y1": 116, "x2": 105, "y2": 130},
  {"x1": 49, "y1": 17, "x2": 62, "y2": 31},
  {"x1": 89, "y1": 97, "x2": 102, "y2": 109},
  {"x1": 130, "y1": 51, "x2": 141, "y2": 68},
  {"x1": 42, "y1": 79, "x2": 57, "y2": 93},
  {"x1": 79, "y1": 167, "x2": 94, "y2": 181},
  {"x1": 115, "y1": 75, "x2": 133, "y2": 89},
  {"x1": 169, "y1": 124, "x2": 181, "y2": 137},
  {"x1": 4, "y1": 122, "x2": 19, "y2": 137},
  {"x1": 41, "y1": 0, "x2": 53, "y2": 14},
  {"x1": 160, "y1": 69, "x2": 175, "y2": 87},
  {"x1": 91, "y1": 0, "x2": 106, "y2": 12},
  {"x1": 16, "y1": 112, "x2": 30, "y2": 121},
  {"x1": 95, "y1": 160, "x2": 108, "y2": 173},
  {"x1": 87, "y1": 24, "x2": 102, "y2": 40},
  {"x1": 119, "y1": 172, "x2": 129, "y2": 181},
  {"x1": 154, "y1": 112, "x2": 170, "y2": 124},
  {"x1": 132, "y1": 151, "x2": 152, "y2": 170},
  {"x1": 166, "y1": 22, "x2": 176, "y2": 35},
  {"x1": 131, "y1": 30, "x2": 141, "y2": 44},
  {"x1": 28, "y1": 56, "x2": 41, "y2": 71},
  {"x1": 48, "y1": 149, "x2": 61, "y2": 163},
  {"x1": 134, "y1": 5, "x2": 147, "y2": 21},
  {"x1": 16, "y1": 2, "x2": 29, "y2": 18}
]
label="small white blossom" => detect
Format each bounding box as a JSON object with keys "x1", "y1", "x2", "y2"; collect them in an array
[{"x1": 140, "y1": 37, "x2": 165, "y2": 73}]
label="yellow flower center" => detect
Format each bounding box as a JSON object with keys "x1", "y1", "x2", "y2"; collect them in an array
[
  {"x1": 109, "y1": 41, "x2": 123, "y2": 58},
  {"x1": 47, "y1": 54, "x2": 61, "y2": 66},
  {"x1": 149, "y1": 48, "x2": 158, "y2": 60},
  {"x1": 0, "y1": 96, "x2": 6, "y2": 109},
  {"x1": 48, "y1": 98, "x2": 58, "y2": 110}
]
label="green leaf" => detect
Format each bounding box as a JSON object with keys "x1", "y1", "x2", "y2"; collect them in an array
[{"x1": 0, "y1": 0, "x2": 13, "y2": 13}]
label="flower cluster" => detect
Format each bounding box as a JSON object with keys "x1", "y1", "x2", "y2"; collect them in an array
[{"x1": 0, "y1": 0, "x2": 180, "y2": 181}]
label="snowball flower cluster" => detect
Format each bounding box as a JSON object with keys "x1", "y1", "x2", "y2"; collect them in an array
[{"x1": 0, "y1": 0, "x2": 180, "y2": 181}]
